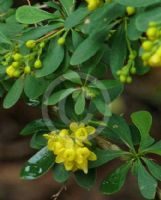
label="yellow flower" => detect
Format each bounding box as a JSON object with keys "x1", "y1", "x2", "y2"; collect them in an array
[
  {"x1": 44, "y1": 123, "x2": 97, "y2": 174},
  {"x1": 70, "y1": 122, "x2": 96, "y2": 145},
  {"x1": 59, "y1": 129, "x2": 69, "y2": 137},
  {"x1": 64, "y1": 148, "x2": 76, "y2": 161},
  {"x1": 70, "y1": 122, "x2": 95, "y2": 135}
]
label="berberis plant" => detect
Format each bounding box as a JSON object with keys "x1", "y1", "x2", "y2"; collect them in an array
[{"x1": 1, "y1": 0, "x2": 161, "y2": 199}]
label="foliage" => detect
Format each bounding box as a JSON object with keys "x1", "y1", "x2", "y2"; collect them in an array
[{"x1": 1, "y1": 0, "x2": 161, "y2": 199}]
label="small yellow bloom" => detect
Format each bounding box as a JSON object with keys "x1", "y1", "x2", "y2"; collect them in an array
[
  {"x1": 44, "y1": 123, "x2": 97, "y2": 174},
  {"x1": 75, "y1": 128, "x2": 88, "y2": 141},
  {"x1": 59, "y1": 129, "x2": 69, "y2": 137},
  {"x1": 63, "y1": 148, "x2": 76, "y2": 161}
]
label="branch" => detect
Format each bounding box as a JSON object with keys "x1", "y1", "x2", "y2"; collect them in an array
[{"x1": 51, "y1": 185, "x2": 67, "y2": 200}]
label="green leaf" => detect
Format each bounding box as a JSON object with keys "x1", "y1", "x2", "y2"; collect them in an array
[
  {"x1": 131, "y1": 111, "x2": 154, "y2": 149},
  {"x1": 72, "y1": 30, "x2": 83, "y2": 49},
  {"x1": 20, "y1": 24, "x2": 63, "y2": 41},
  {"x1": 110, "y1": 25, "x2": 127, "y2": 77},
  {"x1": 30, "y1": 133, "x2": 47, "y2": 149},
  {"x1": 143, "y1": 159, "x2": 161, "y2": 181},
  {"x1": 89, "y1": 149, "x2": 126, "y2": 168},
  {"x1": 143, "y1": 140, "x2": 161, "y2": 155},
  {"x1": 21, "y1": 147, "x2": 55, "y2": 180},
  {"x1": 89, "y1": 79, "x2": 124, "y2": 102},
  {"x1": 0, "y1": 31, "x2": 11, "y2": 44},
  {"x1": 137, "y1": 160, "x2": 157, "y2": 199},
  {"x1": 65, "y1": 7, "x2": 89, "y2": 29},
  {"x1": 89, "y1": 79, "x2": 122, "y2": 90},
  {"x1": 100, "y1": 163, "x2": 130, "y2": 195},
  {"x1": 46, "y1": 88, "x2": 76, "y2": 105},
  {"x1": 53, "y1": 164, "x2": 70, "y2": 183},
  {"x1": 93, "y1": 97, "x2": 111, "y2": 117},
  {"x1": 75, "y1": 169, "x2": 96, "y2": 190},
  {"x1": 127, "y1": 17, "x2": 142, "y2": 41},
  {"x1": 20, "y1": 119, "x2": 53, "y2": 136},
  {"x1": 136, "y1": 7, "x2": 161, "y2": 32},
  {"x1": 59, "y1": 0, "x2": 75, "y2": 16},
  {"x1": 36, "y1": 38, "x2": 64, "y2": 77},
  {"x1": 16, "y1": 5, "x2": 55, "y2": 24},
  {"x1": 24, "y1": 75, "x2": 48, "y2": 99},
  {"x1": 0, "y1": 0, "x2": 13, "y2": 12},
  {"x1": 106, "y1": 114, "x2": 134, "y2": 149},
  {"x1": 116, "y1": 0, "x2": 160, "y2": 7},
  {"x1": 3, "y1": 77, "x2": 24, "y2": 109},
  {"x1": 0, "y1": 16, "x2": 24, "y2": 39},
  {"x1": 86, "y1": 3, "x2": 125, "y2": 35},
  {"x1": 70, "y1": 34, "x2": 103, "y2": 65},
  {"x1": 63, "y1": 70, "x2": 82, "y2": 84},
  {"x1": 74, "y1": 92, "x2": 85, "y2": 115}
]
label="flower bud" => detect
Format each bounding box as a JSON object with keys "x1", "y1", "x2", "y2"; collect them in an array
[
  {"x1": 126, "y1": 6, "x2": 136, "y2": 16},
  {"x1": 24, "y1": 66, "x2": 31, "y2": 74},
  {"x1": 13, "y1": 53, "x2": 22, "y2": 61},
  {"x1": 34, "y1": 59, "x2": 42, "y2": 69},
  {"x1": 57, "y1": 37, "x2": 66, "y2": 45},
  {"x1": 26, "y1": 40, "x2": 36, "y2": 48}
]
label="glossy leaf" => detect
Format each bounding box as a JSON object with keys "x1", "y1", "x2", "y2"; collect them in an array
[
  {"x1": 100, "y1": 163, "x2": 130, "y2": 194},
  {"x1": 30, "y1": 133, "x2": 47, "y2": 149},
  {"x1": 20, "y1": 119, "x2": 53, "y2": 136},
  {"x1": 21, "y1": 147, "x2": 55, "y2": 180}
]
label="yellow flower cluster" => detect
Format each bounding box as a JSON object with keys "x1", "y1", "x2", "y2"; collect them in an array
[
  {"x1": 2, "y1": 40, "x2": 45, "y2": 78},
  {"x1": 85, "y1": 0, "x2": 102, "y2": 11},
  {"x1": 44, "y1": 122, "x2": 97, "y2": 174},
  {"x1": 141, "y1": 22, "x2": 161, "y2": 67}
]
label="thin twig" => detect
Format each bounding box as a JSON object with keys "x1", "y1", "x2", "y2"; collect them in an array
[
  {"x1": 26, "y1": 0, "x2": 31, "y2": 6},
  {"x1": 51, "y1": 185, "x2": 67, "y2": 200}
]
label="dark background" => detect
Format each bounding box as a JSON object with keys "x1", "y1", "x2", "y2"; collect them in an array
[{"x1": 1, "y1": 1, "x2": 161, "y2": 199}]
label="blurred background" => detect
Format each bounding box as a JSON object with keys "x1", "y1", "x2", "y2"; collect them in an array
[{"x1": 1, "y1": 1, "x2": 161, "y2": 199}]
